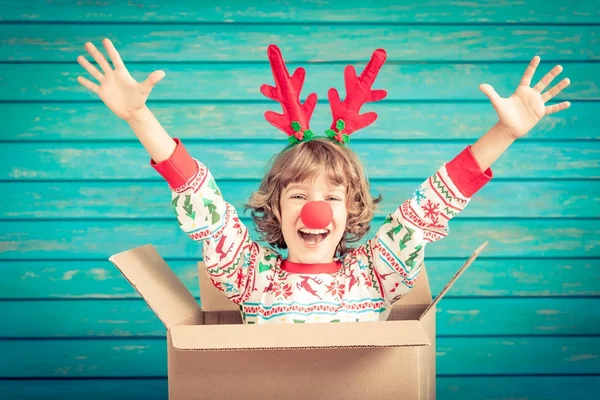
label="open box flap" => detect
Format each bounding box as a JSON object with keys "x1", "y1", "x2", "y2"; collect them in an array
[
  {"x1": 393, "y1": 263, "x2": 432, "y2": 308},
  {"x1": 198, "y1": 262, "x2": 239, "y2": 312},
  {"x1": 419, "y1": 241, "x2": 488, "y2": 321},
  {"x1": 109, "y1": 244, "x2": 201, "y2": 328},
  {"x1": 171, "y1": 319, "x2": 431, "y2": 351}
]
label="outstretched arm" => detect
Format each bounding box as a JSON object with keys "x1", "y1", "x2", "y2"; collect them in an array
[
  {"x1": 77, "y1": 38, "x2": 259, "y2": 303},
  {"x1": 359, "y1": 56, "x2": 572, "y2": 305},
  {"x1": 472, "y1": 55, "x2": 571, "y2": 170},
  {"x1": 76, "y1": 38, "x2": 174, "y2": 162}
]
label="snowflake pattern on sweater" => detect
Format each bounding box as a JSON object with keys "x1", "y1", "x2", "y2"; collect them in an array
[{"x1": 151, "y1": 139, "x2": 492, "y2": 324}]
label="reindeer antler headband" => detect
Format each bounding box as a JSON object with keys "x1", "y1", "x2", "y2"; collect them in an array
[{"x1": 260, "y1": 44, "x2": 387, "y2": 149}]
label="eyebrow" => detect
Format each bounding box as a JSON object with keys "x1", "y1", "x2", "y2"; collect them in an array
[
  {"x1": 285, "y1": 183, "x2": 345, "y2": 194},
  {"x1": 285, "y1": 183, "x2": 304, "y2": 191}
]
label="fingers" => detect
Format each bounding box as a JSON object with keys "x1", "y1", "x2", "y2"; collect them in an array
[
  {"x1": 479, "y1": 83, "x2": 501, "y2": 103},
  {"x1": 103, "y1": 38, "x2": 126, "y2": 70},
  {"x1": 520, "y1": 55, "x2": 540, "y2": 87},
  {"x1": 76, "y1": 76, "x2": 99, "y2": 93},
  {"x1": 533, "y1": 64, "x2": 563, "y2": 93},
  {"x1": 545, "y1": 101, "x2": 571, "y2": 116},
  {"x1": 542, "y1": 77, "x2": 571, "y2": 102},
  {"x1": 141, "y1": 70, "x2": 166, "y2": 93},
  {"x1": 83, "y1": 41, "x2": 113, "y2": 74},
  {"x1": 77, "y1": 54, "x2": 104, "y2": 82}
]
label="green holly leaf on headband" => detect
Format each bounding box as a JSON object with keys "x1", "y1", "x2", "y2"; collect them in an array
[
  {"x1": 342, "y1": 134, "x2": 350, "y2": 143},
  {"x1": 304, "y1": 129, "x2": 314, "y2": 139},
  {"x1": 291, "y1": 121, "x2": 301, "y2": 132},
  {"x1": 325, "y1": 129, "x2": 336, "y2": 138},
  {"x1": 336, "y1": 119, "x2": 345, "y2": 131},
  {"x1": 288, "y1": 135, "x2": 299, "y2": 144}
]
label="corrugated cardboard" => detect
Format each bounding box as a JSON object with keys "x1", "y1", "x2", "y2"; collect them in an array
[{"x1": 109, "y1": 241, "x2": 487, "y2": 399}]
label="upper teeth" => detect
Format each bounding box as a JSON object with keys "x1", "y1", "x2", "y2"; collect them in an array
[{"x1": 299, "y1": 228, "x2": 329, "y2": 234}]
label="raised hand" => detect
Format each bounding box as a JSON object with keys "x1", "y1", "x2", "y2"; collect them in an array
[
  {"x1": 478, "y1": 56, "x2": 571, "y2": 140},
  {"x1": 76, "y1": 38, "x2": 166, "y2": 121}
]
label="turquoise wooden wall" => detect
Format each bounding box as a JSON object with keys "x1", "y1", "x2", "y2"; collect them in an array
[{"x1": 1, "y1": 0, "x2": 599, "y2": 399}]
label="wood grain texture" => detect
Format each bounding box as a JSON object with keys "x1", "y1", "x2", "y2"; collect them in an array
[
  {"x1": 1, "y1": 298, "x2": 598, "y2": 337},
  {"x1": 3, "y1": 180, "x2": 599, "y2": 219},
  {"x1": 1, "y1": 376, "x2": 598, "y2": 400},
  {"x1": 0, "y1": 219, "x2": 597, "y2": 259},
  {"x1": 2, "y1": 258, "x2": 597, "y2": 300},
  {"x1": 1, "y1": 0, "x2": 599, "y2": 23},
  {"x1": 1, "y1": 1, "x2": 598, "y2": 397},
  {"x1": 2, "y1": 141, "x2": 598, "y2": 180},
  {"x1": 0, "y1": 337, "x2": 597, "y2": 377},
  {"x1": 1, "y1": 63, "x2": 595, "y2": 101},
  {"x1": 3, "y1": 24, "x2": 600, "y2": 62},
  {"x1": 2, "y1": 102, "x2": 596, "y2": 141}
]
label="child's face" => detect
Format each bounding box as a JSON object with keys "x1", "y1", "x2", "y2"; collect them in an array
[{"x1": 280, "y1": 172, "x2": 348, "y2": 264}]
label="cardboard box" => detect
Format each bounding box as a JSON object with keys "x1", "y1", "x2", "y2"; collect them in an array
[{"x1": 109, "y1": 241, "x2": 487, "y2": 399}]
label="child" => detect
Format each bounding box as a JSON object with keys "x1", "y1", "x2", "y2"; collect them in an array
[{"x1": 77, "y1": 39, "x2": 571, "y2": 324}]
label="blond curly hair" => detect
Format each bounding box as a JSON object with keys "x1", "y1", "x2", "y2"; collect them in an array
[{"x1": 244, "y1": 138, "x2": 382, "y2": 257}]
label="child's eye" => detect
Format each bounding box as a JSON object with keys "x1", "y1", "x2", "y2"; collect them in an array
[
  {"x1": 326, "y1": 196, "x2": 341, "y2": 201},
  {"x1": 291, "y1": 195, "x2": 306, "y2": 200}
]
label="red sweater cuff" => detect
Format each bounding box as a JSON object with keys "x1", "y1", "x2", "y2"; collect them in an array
[
  {"x1": 445, "y1": 145, "x2": 493, "y2": 197},
  {"x1": 150, "y1": 138, "x2": 198, "y2": 188}
]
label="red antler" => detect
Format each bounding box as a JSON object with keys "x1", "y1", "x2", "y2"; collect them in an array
[
  {"x1": 260, "y1": 44, "x2": 318, "y2": 142},
  {"x1": 327, "y1": 49, "x2": 387, "y2": 143}
]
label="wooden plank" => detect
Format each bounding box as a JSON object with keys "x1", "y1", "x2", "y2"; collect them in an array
[
  {"x1": 0, "y1": 219, "x2": 597, "y2": 259},
  {"x1": 2, "y1": 102, "x2": 597, "y2": 141},
  {"x1": 1, "y1": 258, "x2": 597, "y2": 300},
  {"x1": 2, "y1": 180, "x2": 599, "y2": 219},
  {"x1": 1, "y1": 298, "x2": 597, "y2": 337},
  {"x1": 1, "y1": 376, "x2": 599, "y2": 400},
  {"x1": 2, "y1": 141, "x2": 598, "y2": 180},
  {"x1": 1, "y1": 0, "x2": 598, "y2": 23},
  {"x1": 2, "y1": 376, "x2": 599, "y2": 400},
  {"x1": 436, "y1": 337, "x2": 600, "y2": 375},
  {"x1": 0, "y1": 337, "x2": 597, "y2": 377},
  {"x1": 4, "y1": 25, "x2": 600, "y2": 62},
  {"x1": 1, "y1": 63, "x2": 595, "y2": 101},
  {"x1": 438, "y1": 376, "x2": 600, "y2": 400},
  {"x1": 436, "y1": 298, "x2": 600, "y2": 335}
]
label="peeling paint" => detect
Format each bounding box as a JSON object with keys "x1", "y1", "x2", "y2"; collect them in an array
[
  {"x1": 89, "y1": 268, "x2": 109, "y2": 280},
  {"x1": 446, "y1": 309, "x2": 480, "y2": 316},
  {"x1": 20, "y1": 271, "x2": 39, "y2": 279},
  {"x1": 9, "y1": 168, "x2": 39, "y2": 178},
  {"x1": 112, "y1": 345, "x2": 148, "y2": 352},
  {"x1": 98, "y1": 320, "x2": 129, "y2": 324},
  {"x1": 62, "y1": 270, "x2": 79, "y2": 280},
  {"x1": 54, "y1": 366, "x2": 71, "y2": 376},
  {"x1": 536, "y1": 309, "x2": 563, "y2": 316},
  {"x1": 569, "y1": 354, "x2": 597, "y2": 362}
]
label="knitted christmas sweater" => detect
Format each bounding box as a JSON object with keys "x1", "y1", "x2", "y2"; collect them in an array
[{"x1": 152, "y1": 139, "x2": 492, "y2": 324}]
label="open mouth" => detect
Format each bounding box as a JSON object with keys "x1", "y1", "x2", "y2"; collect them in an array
[{"x1": 298, "y1": 228, "x2": 330, "y2": 245}]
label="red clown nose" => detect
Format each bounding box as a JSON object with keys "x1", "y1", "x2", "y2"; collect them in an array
[{"x1": 300, "y1": 201, "x2": 333, "y2": 229}]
